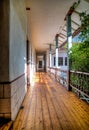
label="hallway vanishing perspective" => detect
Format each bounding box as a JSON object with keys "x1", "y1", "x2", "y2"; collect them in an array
[
  {"x1": 13, "y1": 72, "x2": 89, "y2": 130},
  {"x1": 0, "y1": 0, "x2": 89, "y2": 129}
]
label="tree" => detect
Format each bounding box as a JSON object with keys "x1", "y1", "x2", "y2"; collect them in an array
[
  {"x1": 69, "y1": 11, "x2": 89, "y2": 94},
  {"x1": 69, "y1": 11, "x2": 89, "y2": 72},
  {"x1": 70, "y1": 42, "x2": 89, "y2": 72},
  {"x1": 79, "y1": 12, "x2": 89, "y2": 42}
]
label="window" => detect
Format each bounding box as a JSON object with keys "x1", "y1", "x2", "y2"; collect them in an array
[
  {"x1": 58, "y1": 57, "x2": 63, "y2": 66},
  {"x1": 65, "y1": 57, "x2": 67, "y2": 66}
]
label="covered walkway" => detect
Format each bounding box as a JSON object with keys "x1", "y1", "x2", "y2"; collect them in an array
[
  {"x1": 13, "y1": 72, "x2": 89, "y2": 130},
  {"x1": 0, "y1": 1, "x2": 89, "y2": 129}
]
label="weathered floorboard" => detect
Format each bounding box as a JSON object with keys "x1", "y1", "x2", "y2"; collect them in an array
[{"x1": 13, "y1": 72, "x2": 89, "y2": 130}]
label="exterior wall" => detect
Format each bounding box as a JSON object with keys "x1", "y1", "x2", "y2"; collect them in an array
[
  {"x1": 10, "y1": 0, "x2": 27, "y2": 81},
  {"x1": 26, "y1": 5, "x2": 36, "y2": 84},
  {"x1": 0, "y1": 75, "x2": 26, "y2": 120},
  {"x1": 0, "y1": 0, "x2": 11, "y2": 119},
  {"x1": 10, "y1": 0, "x2": 27, "y2": 120},
  {"x1": 0, "y1": 0, "x2": 27, "y2": 120},
  {"x1": 27, "y1": 40, "x2": 30, "y2": 85},
  {"x1": 0, "y1": 0, "x2": 10, "y2": 82},
  {"x1": 29, "y1": 43, "x2": 36, "y2": 84},
  {"x1": 11, "y1": 74, "x2": 26, "y2": 120},
  {"x1": 0, "y1": 84, "x2": 11, "y2": 119}
]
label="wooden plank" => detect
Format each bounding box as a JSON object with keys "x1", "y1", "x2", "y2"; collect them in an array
[
  {"x1": 43, "y1": 82, "x2": 62, "y2": 130},
  {"x1": 0, "y1": 121, "x2": 12, "y2": 130},
  {"x1": 40, "y1": 83, "x2": 53, "y2": 130},
  {"x1": 62, "y1": 95, "x2": 89, "y2": 129},
  {"x1": 35, "y1": 86, "x2": 44, "y2": 130},
  {"x1": 53, "y1": 80, "x2": 89, "y2": 129},
  {"x1": 43, "y1": 74, "x2": 73, "y2": 130},
  {"x1": 25, "y1": 87, "x2": 37, "y2": 130},
  {"x1": 12, "y1": 72, "x2": 89, "y2": 130},
  {"x1": 45, "y1": 73, "x2": 89, "y2": 130},
  {"x1": 52, "y1": 86, "x2": 85, "y2": 129},
  {"x1": 4, "y1": 121, "x2": 13, "y2": 130},
  {"x1": 13, "y1": 87, "x2": 34, "y2": 130}
]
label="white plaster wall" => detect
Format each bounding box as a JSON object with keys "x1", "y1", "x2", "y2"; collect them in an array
[
  {"x1": 9, "y1": 0, "x2": 27, "y2": 120},
  {"x1": 29, "y1": 43, "x2": 36, "y2": 84},
  {"x1": 10, "y1": 0, "x2": 27, "y2": 81},
  {"x1": 0, "y1": 0, "x2": 10, "y2": 82}
]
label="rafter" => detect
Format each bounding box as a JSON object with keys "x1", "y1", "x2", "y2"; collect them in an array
[
  {"x1": 71, "y1": 19, "x2": 80, "y2": 26},
  {"x1": 60, "y1": 33, "x2": 67, "y2": 37}
]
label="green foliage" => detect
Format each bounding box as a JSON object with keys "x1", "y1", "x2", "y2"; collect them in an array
[
  {"x1": 79, "y1": 12, "x2": 89, "y2": 42},
  {"x1": 69, "y1": 41, "x2": 89, "y2": 72},
  {"x1": 70, "y1": 42, "x2": 89, "y2": 93},
  {"x1": 69, "y1": 11, "x2": 89, "y2": 93},
  {"x1": 70, "y1": 72, "x2": 89, "y2": 93},
  {"x1": 70, "y1": 12, "x2": 89, "y2": 72}
]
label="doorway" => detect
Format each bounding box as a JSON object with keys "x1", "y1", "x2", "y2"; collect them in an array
[{"x1": 36, "y1": 53, "x2": 46, "y2": 72}]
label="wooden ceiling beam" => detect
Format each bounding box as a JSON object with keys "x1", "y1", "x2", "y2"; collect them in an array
[
  {"x1": 71, "y1": 19, "x2": 80, "y2": 26},
  {"x1": 60, "y1": 33, "x2": 67, "y2": 37}
]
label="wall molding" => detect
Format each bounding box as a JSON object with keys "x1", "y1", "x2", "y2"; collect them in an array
[{"x1": 0, "y1": 73, "x2": 25, "y2": 84}]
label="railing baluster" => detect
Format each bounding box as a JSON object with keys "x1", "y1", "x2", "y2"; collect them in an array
[
  {"x1": 70, "y1": 70, "x2": 89, "y2": 100},
  {"x1": 48, "y1": 67, "x2": 89, "y2": 100}
]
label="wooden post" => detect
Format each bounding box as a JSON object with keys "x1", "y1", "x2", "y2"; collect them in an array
[{"x1": 66, "y1": 14, "x2": 72, "y2": 91}]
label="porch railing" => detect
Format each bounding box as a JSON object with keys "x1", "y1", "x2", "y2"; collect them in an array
[
  {"x1": 48, "y1": 67, "x2": 67, "y2": 87},
  {"x1": 48, "y1": 67, "x2": 89, "y2": 102},
  {"x1": 70, "y1": 70, "x2": 89, "y2": 99}
]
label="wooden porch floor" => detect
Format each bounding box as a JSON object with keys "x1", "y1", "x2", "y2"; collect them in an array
[{"x1": 13, "y1": 72, "x2": 89, "y2": 130}]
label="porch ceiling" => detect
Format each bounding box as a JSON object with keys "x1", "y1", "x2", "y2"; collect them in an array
[{"x1": 26, "y1": 0, "x2": 89, "y2": 52}]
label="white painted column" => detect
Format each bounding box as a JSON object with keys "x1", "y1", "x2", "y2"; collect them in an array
[
  {"x1": 55, "y1": 34, "x2": 59, "y2": 68},
  {"x1": 55, "y1": 48, "x2": 58, "y2": 68},
  {"x1": 49, "y1": 44, "x2": 52, "y2": 67},
  {"x1": 49, "y1": 53, "x2": 52, "y2": 67}
]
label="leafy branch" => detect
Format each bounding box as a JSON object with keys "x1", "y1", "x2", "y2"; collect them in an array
[{"x1": 79, "y1": 11, "x2": 89, "y2": 42}]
